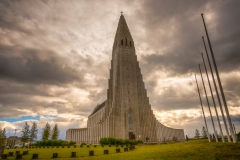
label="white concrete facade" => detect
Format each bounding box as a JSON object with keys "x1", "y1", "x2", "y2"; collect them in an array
[{"x1": 66, "y1": 14, "x2": 185, "y2": 144}]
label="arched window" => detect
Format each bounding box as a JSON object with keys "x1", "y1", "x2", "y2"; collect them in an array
[
  {"x1": 125, "y1": 38, "x2": 128, "y2": 46},
  {"x1": 130, "y1": 41, "x2": 132, "y2": 47},
  {"x1": 128, "y1": 112, "x2": 133, "y2": 130},
  {"x1": 121, "y1": 39, "x2": 123, "y2": 45}
]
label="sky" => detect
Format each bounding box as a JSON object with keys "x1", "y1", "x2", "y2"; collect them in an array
[{"x1": 0, "y1": 0, "x2": 239, "y2": 140}]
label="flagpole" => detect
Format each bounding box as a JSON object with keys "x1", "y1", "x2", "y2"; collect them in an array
[
  {"x1": 201, "y1": 53, "x2": 224, "y2": 142},
  {"x1": 199, "y1": 64, "x2": 218, "y2": 142},
  {"x1": 201, "y1": 13, "x2": 236, "y2": 143},
  {"x1": 194, "y1": 74, "x2": 211, "y2": 142},
  {"x1": 202, "y1": 36, "x2": 231, "y2": 142}
]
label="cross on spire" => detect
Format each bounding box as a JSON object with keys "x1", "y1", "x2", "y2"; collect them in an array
[{"x1": 121, "y1": 11, "x2": 123, "y2": 15}]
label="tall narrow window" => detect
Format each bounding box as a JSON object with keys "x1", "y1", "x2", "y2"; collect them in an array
[
  {"x1": 121, "y1": 39, "x2": 123, "y2": 45},
  {"x1": 128, "y1": 112, "x2": 133, "y2": 130},
  {"x1": 130, "y1": 41, "x2": 132, "y2": 47},
  {"x1": 125, "y1": 38, "x2": 128, "y2": 46}
]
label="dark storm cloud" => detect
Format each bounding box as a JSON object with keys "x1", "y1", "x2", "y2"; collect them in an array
[
  {"x1": 135, "y1": 0, "x2": 240, "y2": 77},
  {"x1": 0, "y1": 80, "x2": 50, "y2": 96},
  {"x1": 0, "y1": 44, "x2": 82, "y2": 85}
]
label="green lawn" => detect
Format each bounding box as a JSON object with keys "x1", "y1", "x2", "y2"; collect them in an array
[{"x1": 3, "y1": 139, "x2": 240, "y2": 160}]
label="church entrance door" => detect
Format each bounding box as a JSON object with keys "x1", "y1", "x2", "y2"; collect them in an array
[{"x1": 129, "y1": 132, "x2": 135, "y2": 140}]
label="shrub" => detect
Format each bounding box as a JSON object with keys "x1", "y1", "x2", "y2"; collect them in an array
[
  {"x1": 108, "y1": 137, "x2": 116, "y2": 145},
  {"x1": 116, "y1": 138, "x2": 122, "y2": 145},
  {"x1": 99, "y1": 137, "x2": 143, "y2": 145},
  {"x1": 123, "y1": 139, "x2": 130, "y2": 145},
  {"x1": 34, "y1": 140, "x2": 72, "y2": 146},
  {"x1": 137, "y1": 140, "x2": 143, "y2": 144},
  {"x1": 99, "y1": 138, "x2": 108, "y2": 145},
  {"x1": 80, "y1": 142, "x2": 86, "y2": 145},
  {"x1": 61, "y1": 141, "x2": 69, "y2": 146},
  {"x1": 69, "y1": 141, "x2": 76, "y2": 146}
]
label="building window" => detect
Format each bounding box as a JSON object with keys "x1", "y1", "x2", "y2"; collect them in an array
[
  {"x1": 125, "y1": 38, "x2": 128, "y2": 46},
  {"x1": 130, "y1": 41, "x2": 132, "y2": 47},
  {"x1": 121, "y1": 39, "x2": 123, "y2": 45},
  {"x1": 128, "y1": 112, "x2": 133, "y2": 130}
]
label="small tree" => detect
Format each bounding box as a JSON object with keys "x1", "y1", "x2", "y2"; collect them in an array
[
  {"x1": 51, "y1": 124, "x2": 59, "y2": 140},
  {"x1": 21, "y1": 122, "x2": 30, "y2": 144},
  {"x1": 0, "y1": 128, "x2": 6, "y2": 156},
  {"x1": 195, "y1": 129, "x2": 200, "y2": 139},
  {"x1": 202, "y1": 126, "x2": 207, "y2": 138},
  {"x1": 30, "y1": 122, "x2": 38, "y2": 144},
  {"x1": 42, "y1": 123, "x2": 51, "y2": 140}
]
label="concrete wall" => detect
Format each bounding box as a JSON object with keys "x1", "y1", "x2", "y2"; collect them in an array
[
  {"x1": 156, "y1": 121, "x2": 185, "y2": 142},
  {"x1": 66, "y1": 105, "x2": 185, "y2": 144}
]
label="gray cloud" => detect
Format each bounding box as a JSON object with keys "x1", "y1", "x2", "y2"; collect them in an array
[
  {"x1": 136, "y1": 0, "x2": 240, "y2": 77},
  {"x1": 0, "y1": 44, "x2": 82, "y2": 85}
]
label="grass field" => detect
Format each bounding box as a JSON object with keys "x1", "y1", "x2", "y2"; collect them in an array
[{"x1": 3, "y1": 139, "x2": 240, "y2": 160}]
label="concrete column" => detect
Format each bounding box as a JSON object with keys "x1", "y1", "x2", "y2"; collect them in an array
[
  {"x1": 75, "y1": 130, "x2": 77, "y2": 142},
  {"x1": 76, "y1": 129, "x2": 78, "y2": 144},
  {"x1": 74, "y1": 130, "x2": 76, "y2": 142},
  {"x1": 84, "y1": 129, "x2": 86, "y2": 143},
  {"x1": 71, "y1": 129, "x2": 74, "y2": 141},
  {"x1": 82, "y1": 129, "x2": 86, "y2": 143},
  {"x1": 78, "y1": 129, "x2": 80, "y2": 144},
  {"x1": 80, "y1": 129, "x2": 82, "y2": 144}
]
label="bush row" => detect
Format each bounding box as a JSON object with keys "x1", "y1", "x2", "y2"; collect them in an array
[
  {"x1": 99, "y1": 137, "x2": 143, "y2": 145},
  {"x1": 34, "y1": 140, "x2": 76, "y2": 146}
]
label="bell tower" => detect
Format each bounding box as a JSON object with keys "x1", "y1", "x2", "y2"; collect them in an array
[
  {"x1": 105, "y1": 13, "x2": 157, "y2": 140},
  {"x1": 66, "y1": 14, "x2": 185, "y2": 144}
]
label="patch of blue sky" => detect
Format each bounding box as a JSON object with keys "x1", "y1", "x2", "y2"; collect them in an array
[
  {"x1": 0, "y1": 115, "x2": 40, "y2": 123},
  {"x1": 43, "y1": 115, "x2": 58, "y2": 120}
]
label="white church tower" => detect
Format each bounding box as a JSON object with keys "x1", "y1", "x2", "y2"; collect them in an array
[{"x1": 66, "y1": 14, "x2": 185, "y2": 144}]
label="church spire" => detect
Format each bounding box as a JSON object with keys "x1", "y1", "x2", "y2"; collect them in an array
[{"x1": 114, "y1": 13, "x2": 133, "y2": 44}]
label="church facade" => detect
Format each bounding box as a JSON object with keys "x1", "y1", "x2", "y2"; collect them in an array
[{"x1": 66, "y1": 14, "x2": 184, "y2": 144}]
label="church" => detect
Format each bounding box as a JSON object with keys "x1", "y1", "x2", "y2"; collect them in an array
[{"x1": 66, "y1": 14, "x2": 185, "y2": 144}]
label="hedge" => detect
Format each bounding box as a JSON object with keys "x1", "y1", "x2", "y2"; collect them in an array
[{"x1": 99, "y1": 137, "x2": 143, "y2": 145}]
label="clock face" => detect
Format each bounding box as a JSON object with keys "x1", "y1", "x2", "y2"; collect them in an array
[{"x1": 125, "y1": 52, "x2": 129, "y2": 56}]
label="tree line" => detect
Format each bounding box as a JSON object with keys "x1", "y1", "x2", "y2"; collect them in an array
[
  {"x1": 41, "y1": 122, "x2": 60, "y2": 141},
  {"x1": 21, "y1": 122, "x2": 38, "y2": 144},
  {"x1": 194, "y1": 126, "x2": 234, "y2": 139},
  {"x1": 21, "y1": 122, "x2": 60, "y2": 144},
  {"x1": 1, "y1": 121, "x2": 60, "y2": 147}
]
